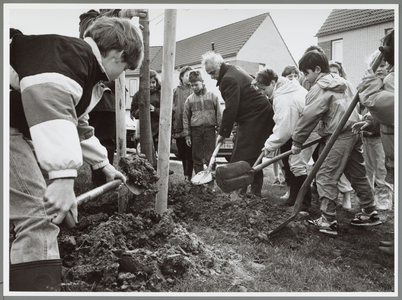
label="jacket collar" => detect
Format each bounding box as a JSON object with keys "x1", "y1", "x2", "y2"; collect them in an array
[
  {"x1": 216, "y1": 62, "x2": 231, "y2": 87},
  {"x1": 84, "y1": 37, "x2": 109, "y2": 80}
]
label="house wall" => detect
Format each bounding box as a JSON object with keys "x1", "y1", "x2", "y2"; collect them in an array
[
  {"x1": 317, "y1": 21, "x2": 394, "y2": 87},
  {"x1": 237, "y1": 14, "x2": 297, "y2": 75}
]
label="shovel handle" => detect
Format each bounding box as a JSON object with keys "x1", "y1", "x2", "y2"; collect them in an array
[
  {"x1": 251, "y1": 138, "x2": 324, "y2": 173},
  {"x1": 207, "y1": 141, "x2": 223, "y2": 171},
  {"x1": 253, "y1": 152, "x2": 265, "y2": 168},
  {"x1": 62, "y1": 179, "x2": 123, "y2": 229}
]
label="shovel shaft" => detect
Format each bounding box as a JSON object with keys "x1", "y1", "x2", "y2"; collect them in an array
[
  {"x1": 62, "y1": 179, "x2": 123, "y2": 229},
  {"x1": 207, "y1": 141, "x2": 223, "y2": 171},
  {"x1": 76, "y1": 179, "x2": 122, "y2": 203},
  {"x1": 252, "y1": 138, "x2": 323, "y2": 173}
]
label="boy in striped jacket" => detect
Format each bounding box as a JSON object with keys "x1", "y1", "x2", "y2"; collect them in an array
[
  {"x1": 183, "y1": 70, "x2": 222, "y2": 176},
  {"x1": 9, "y1": 16, "x2": 143, "y2": 290}
]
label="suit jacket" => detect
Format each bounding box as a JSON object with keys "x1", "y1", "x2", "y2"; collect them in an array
[{"x1": 216, "y1": 63, "x2": 274, "y2": 162}]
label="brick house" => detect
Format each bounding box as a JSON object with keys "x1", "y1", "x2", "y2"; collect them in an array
[
  {"x1": 316, "y1": 9, "x2": 394, "y2": 87},
  {"x1": 124, "y1": 12, "x2": 296, "y2": 108}
]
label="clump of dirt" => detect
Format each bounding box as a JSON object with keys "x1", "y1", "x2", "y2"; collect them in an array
[{"x1": 119, "y1": 154, "x2": 159, "y2": 195}]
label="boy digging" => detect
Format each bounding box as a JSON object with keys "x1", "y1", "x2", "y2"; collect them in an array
[
  {"x1": 291, "y1": 48, "x2": 381, "y2": 235},
  {"x1": 10, "y1": 16, "x2": 143, "y2": 290}
]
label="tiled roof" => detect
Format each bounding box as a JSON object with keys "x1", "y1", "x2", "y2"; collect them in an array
[
  {"x1": 149, "y1": 13, "x2": 270, "y2": 71},
  {"x1": 316, "y1": 9, "x2": 394, "y2": 37}
]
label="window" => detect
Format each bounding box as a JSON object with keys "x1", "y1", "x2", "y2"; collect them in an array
[{"x1": 332, "y1": 39, "x2": 343, "y2": 63}]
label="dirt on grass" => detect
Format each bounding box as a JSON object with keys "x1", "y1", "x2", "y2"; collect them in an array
[{"x1": 57, "y1": 155, "x2": 395, "y2": 293}]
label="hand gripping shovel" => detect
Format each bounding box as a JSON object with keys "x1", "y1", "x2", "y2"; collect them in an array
[
  {"x1": 216, "y1": 138, "x2": 323, "y2": 193},
  {"x1": 191, "y1": 141, "x2": 222, "y2": 185},
  {"x1": 267, "y1": 52, "x2": 385, "y2": 237},
  {"x1": 62, "y1": 179, "x2": 144, "y2": 229}
]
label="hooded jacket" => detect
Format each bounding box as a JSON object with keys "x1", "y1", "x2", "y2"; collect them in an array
[
  {"x1": 358, "y1": 68, "x2": 394, "y2": 167},
  {"x1": 172, "y1": 82, "x2": 193, "y2": 138},
  {"x1": 264, "y1": 77, "x2": 308, "y2": 151},
  {"x1": 10, "y1": 34, "x2": 110, "y2": 179},
  {"x1": 182, "y1": 87, "x2": 221, "y2": 137},
  {"x1": 292, "y1": 73, "x2": 359, "y2": 145},
  {"x1": 358, "y1": 68, "x2": 394, "y2": 128}
]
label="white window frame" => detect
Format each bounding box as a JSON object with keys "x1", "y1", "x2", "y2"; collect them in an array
[{"x1": 332, "y1": 39, "x2": 343, "y2": 63}]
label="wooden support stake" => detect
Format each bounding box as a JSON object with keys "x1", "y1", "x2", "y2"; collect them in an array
[
  {"x1": 115, "y1": 73, "x2": 128, "y2": 213},
  {"x1": 155, "y1": 9, "x2": 177, "y2": 214},
  {"x1": 139, "y1": 11, "x2": 156, "y2": 167}
]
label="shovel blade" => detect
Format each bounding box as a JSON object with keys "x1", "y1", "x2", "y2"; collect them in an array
[
  {"x1": 215, "y1": 161, "x2": 254, "y2": 193},
  {"x1": 125, "y1": 181, "x2": 145, "y2": 195},
  {"x1": 191, "y1": 170, "x2": 213, "y2": 185},
  {"x1": 215, "y1": 161, "x2": 251, "y2": 180},
  {"x1": 216, "y1": 171, "x2": 254, "y2": 193}
]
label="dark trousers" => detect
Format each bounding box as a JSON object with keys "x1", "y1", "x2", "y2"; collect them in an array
[
  {"x1": 175, "y1": 137, "x2": 194, "y2": 179},
  {"x1": 191, "y1": 125, "x2": 216, "y2": 174},
  {"x1": 280, "y1": 138, "x2": 293, "y2": 184},
  {"x1": 89, "y1": 111, "x2": 116, "y2": 186},
  {"x1": 241, "y1": 156, "x2": 264, "y2": 196}
]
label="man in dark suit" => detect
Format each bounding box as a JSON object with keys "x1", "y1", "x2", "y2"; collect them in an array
[{"x1": 202, "y1": 51, "x2": 275, "y2": 197}]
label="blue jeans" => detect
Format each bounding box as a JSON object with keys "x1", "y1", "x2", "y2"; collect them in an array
[
  {"x1": 317, "y1": 130, "x2": 375, "y2": 220},
  {"x1": 10, "y1": 128, "x2": 60, "y2": 264}
]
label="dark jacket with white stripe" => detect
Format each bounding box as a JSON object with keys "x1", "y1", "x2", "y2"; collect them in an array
[{"x1": 10, "y1": 33, "x2": 110, "y2": 179}]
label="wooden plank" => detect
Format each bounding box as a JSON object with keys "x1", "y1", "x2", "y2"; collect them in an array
[{"x1": 155, "y1": 9, "x2": 177, "y2": 214}]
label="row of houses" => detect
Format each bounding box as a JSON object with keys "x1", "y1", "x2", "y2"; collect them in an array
[{"x1": 124, "y1": 9, "x2": 395, "y2": 111}]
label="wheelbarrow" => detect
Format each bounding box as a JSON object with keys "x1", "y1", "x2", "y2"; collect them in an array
[
  {"x1": 215, "y1": 138, "x2": 323, "y2": 193},
  {"x1": 62, "y1": 179, "x2": 144, "y2": 229}
]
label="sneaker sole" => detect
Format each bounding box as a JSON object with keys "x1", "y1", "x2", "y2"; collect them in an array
[{"x1": 350, "y1": 220, "x2": 382, "y2": 226}]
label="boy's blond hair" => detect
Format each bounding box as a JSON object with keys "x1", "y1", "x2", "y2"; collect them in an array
[{"x1": 85, "y1": 16, "x2": 143, "y2": 71}]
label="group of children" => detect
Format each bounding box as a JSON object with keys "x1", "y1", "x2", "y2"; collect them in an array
[{"x1": 251, "y1": 30, "x2": 394, "y2": 241}]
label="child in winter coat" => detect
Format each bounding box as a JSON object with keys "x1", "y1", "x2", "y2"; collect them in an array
[
  {"x1": 130, "y1": 69, "x2": 161, "y2": 150},
  {"x1": 9, "y1": 16, "x2": 143, "y2": 290},
  {"x1": 172, "y1": 66, "x2": 194, "y2": 181},
  {"x1": 356, "y1": 51, "x2": 393, "y2": 211},
  {"x1": 253, "y1": 67, "x2": 320, "y2": 211},
  {"x1": 183, "y1": 70, "x2": 222, "y2": 176},
  {"x1": 291, "y1": 48, "x2": 380, "y2": 235}
]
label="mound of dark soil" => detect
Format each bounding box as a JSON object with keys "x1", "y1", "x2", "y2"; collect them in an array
[{"x1": 58, "y1": 178, "x2": 312, "y2": 292}]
